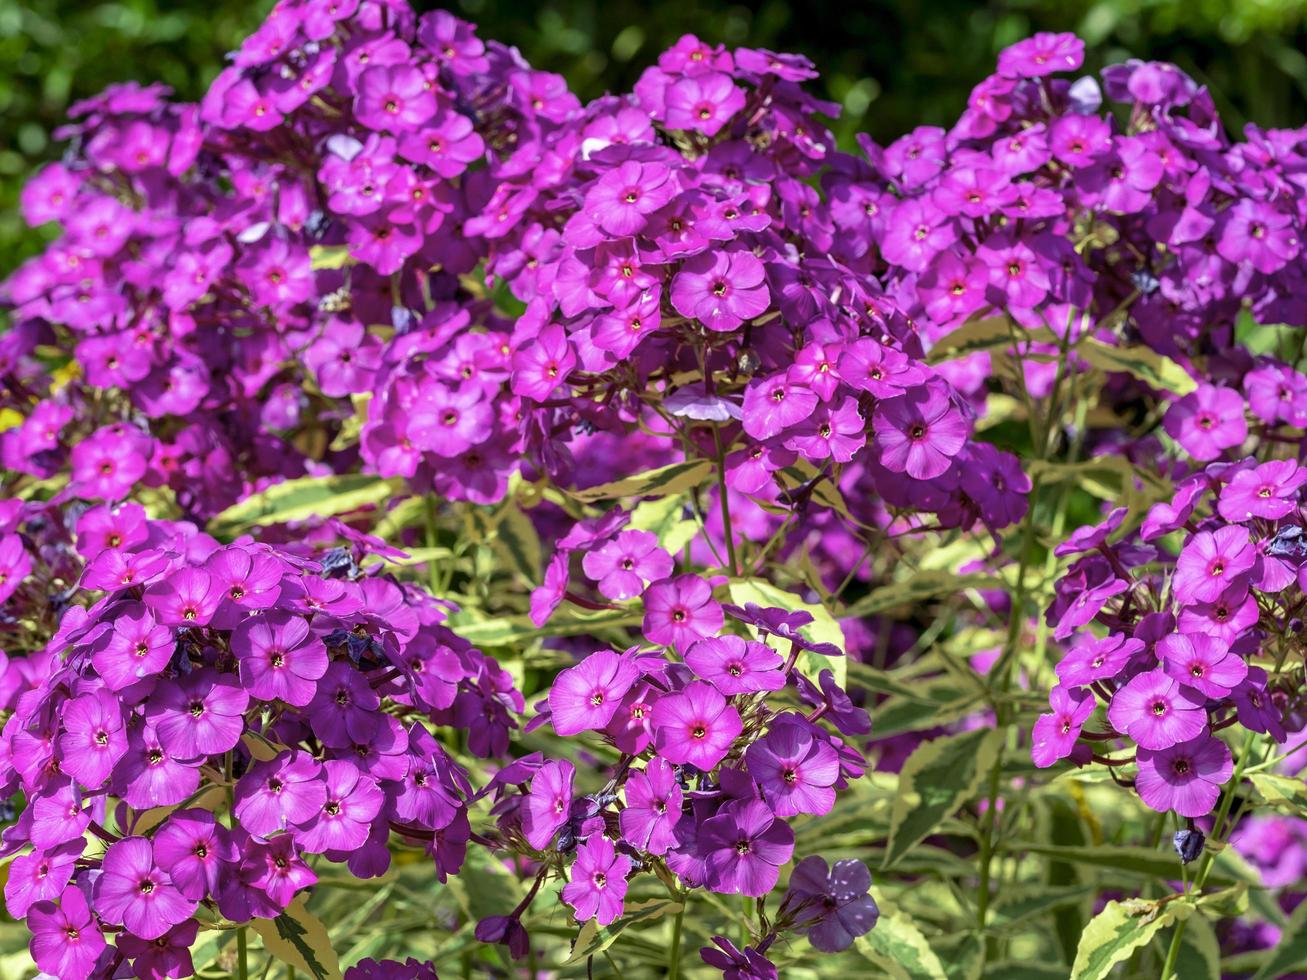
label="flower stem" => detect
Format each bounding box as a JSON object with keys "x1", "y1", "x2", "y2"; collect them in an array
[
  {"x1": 668, "y1": 901, "x2": 686, "y2": 980},
  {"x1": 237, "y1": 926, "x2": 249, "y2": 980},
  {"x1": 712, "y1": 423, "x2": 739, "y2": 576},
  {"x1": 1159, "y1": 728, "x2": 1259, "y2": 980}
]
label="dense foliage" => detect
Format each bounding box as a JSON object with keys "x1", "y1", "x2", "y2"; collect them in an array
[{"x1": 2, "y1": 1, "x2": 1307, "y2": 978}]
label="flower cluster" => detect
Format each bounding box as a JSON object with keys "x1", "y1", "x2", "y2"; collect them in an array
[
  {"x1": 5, "y1": 0, "x2": 1307, "y2": 975},
  {"x1": 0, "y1": 502, "x2": 518, "y2": 977},
  {"x1": 1031, "y1": 454, "x2": 1303, "y2": 816},
  {"x1": 475, "y1": 580, "x2": 877, "y2": 969},
  {"x1": 852, "y1": 31, "x2": 1304, "y2": 364}
]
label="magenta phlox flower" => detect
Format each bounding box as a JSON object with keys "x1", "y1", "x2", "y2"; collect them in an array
[
  {"x1": 297, "y1": 760, "x2": 384, "y2": 853},
  {"x1": 997, "y1": 32, "x2": 1084, "y2": 78},
  {"x1": 28, "y1": 885, "x2": 106, "y2": 979},
  {"x1": 1107, "y1": 669, "x2": 1208, "y2": 750},
  {"x1": 153, "y1": 809, "x2": 239, "y2": 901},
  {"x1": 117, "y1": 919, "x2": 198, "y2": 980},
  {"x1": 651, "y1": 680, "x2": 742, "y2": 770},
  {"x1": 522, "y1": 759, "x2": 575, "y2": 850},
  {"x1": 741, "y1": 373, "x2": 819, "y2": 441},
  {"x1": 700, "y1": 799, "x2": 794, "y2": 896},
  {"x1": 582, "y1": 530, "x2": 674, "y2": 600},
  {"x1": 146, "y1": 669, "x2": 250, "y2": 759},
  {"x1": 231, "y1": 612, "x2": 328, "y2": 707},
  {"x1": 233, "y1": 751, "x2": 327, "y2": 836},
  {"x1": 1217, "y1": 460, "x2": 1307, "y2": 522},
  {"x1": 872, "y1": 382, "x2": 969, "y2": 480},
  {"x1": 93, "y1": 836, "x2": 197, "y2": 941},
  {"x1": 548, "y1": 650, "x2": 640, "y2": 736},
  {"x1": 1136, "y1": 733, "x2": 1232, "y2": 817},
  {"x1": 1173, "y1": 526, "x2": 1257, "y2": 605},
  {"x1": 1031, "y1": 684, "x2": 1095, "y2": 768},
  {"x1": 1158, "y1": 633, "x2": 1248, "y2": 698},
  {"x1": 619, "y1": 758, "x2": 683, "y2": 855},
  {"x1": 744, "y1": 716, "x2": 839, "y2": 816},
  {"x1": 1055, "y1": 633, "x2": 1144, "y2": 687},
  {"x1": 670, "y1": 250, "x2": 769, "y2": 332},
  {"x1": 685, "y1": 635, "x2": 784, "y2": 694},
  {"x1": 58, "y1": 689, "x2": 128, "y2": 786},
  {"x1": 642, "y1": 574, "x2": 724, "y2": 651},
  {"x1": 561, "y1": 835, "x2": 632, "y2": 925},
  {"x1": 664, "y1": 72, "x2": 744, "y2": 136},
  {"x1": 1163, "y1": 384, "x2": 1248, "y2": 461}
]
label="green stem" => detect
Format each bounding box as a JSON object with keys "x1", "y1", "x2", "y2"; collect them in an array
[
  {"x1": 237, "y1": 926, "x2": 249, "y2": 980},
  {"x1": 712, "y1": 423, "x2": 739, "y2": 576},
  {"x1": 1160, "y1": 728, "x2": 1259, "y2": 980},
  {"x1": 424, "y1": 495, "x2": 441, "y2": 594},
  {"x1": 668, "y1": 901, "x2": 686, "y2": 980},
  {"x1": 975, "y1": 472, "x2": 1043, "y2": 931}
]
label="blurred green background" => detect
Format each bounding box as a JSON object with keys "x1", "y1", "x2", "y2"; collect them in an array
[{"x1": 3, "y1": 0, "x2": 1306, "y2": 273}]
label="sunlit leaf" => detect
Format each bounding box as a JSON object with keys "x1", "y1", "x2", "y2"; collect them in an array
[{"x1": 884, "y1": 727, "x2": 1002, "y2": 868}]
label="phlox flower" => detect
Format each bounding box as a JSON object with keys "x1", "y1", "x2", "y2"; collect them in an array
[
  {"x1": 548, "y1": 650, "x2": 640, "y2": 736},
  {"x1": 670, "y1": 250, "x2": 769, "y2": 332},
  {"x1": 651, "y1": 680, "x2": 742, "y2": 770},
  {"x1": 619, "y1": 758, "x2": 682, "y2": 855},
  {"x1": 642, "y1": 574, "x2": 724, "y2": 651},
  {"x1": 93, "y1": 836, "x2": 197, "y2": 941},
  {"x1": 1136, "y1": 733, "x2": 1232, "y2": 817},
  {"x1": 561, "y1": 835, "x2": 631, "y2": 925},
  {"x1": 231, "y1": 611, "x2": 328, "y2": 707},
  {"x1": 1107, "y1": 669, "x2": 1207, "y2": 750},
  {"x1": 744, "y1": 716, "x2": 840, "y2": 816},
  {"x1": 1031, "y1": 684, "x2": 1094, "y2": 768}
]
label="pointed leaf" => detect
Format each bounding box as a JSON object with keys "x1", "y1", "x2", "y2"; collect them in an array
[
  {"x1": 208, "y1": 474, "x2": 400, "y2": 537},
  {"x1": 567, "y1": 460, "x2": 713, "y2": 502},
  {"x1": 249, "y1": 896, "x2": 342, "y2": 980},
  {"x1": 884, "y1": 728, "x2": 1002, "y2": 869},
  {"x1": 1070, "y1": 898, "x2": 1190, "y2": 980},
  {"x1": 564, "y1": 899, "x2": 682, "y2": 965},
  {"x1": 1077, "y1": 338, "x2": 1197, "y2": 395},
  {"x1": 856, "y1": 909, "x2": 948, "y2": 980},
  {"x1": 1252, "y1": 896, "x2": 1307, "y2": 979}
]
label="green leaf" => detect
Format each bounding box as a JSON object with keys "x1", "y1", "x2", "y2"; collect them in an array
[
  {"x1": 1197, "y1": 881, "x2": 1248, "y2": 918},
  {"x1": 309, "y1": 244, "x2": 353, "y2": 270},
  {"x1": 1008, "y1": 841, "x2": 1258, "y2": 888},
  {"x1": 727, "y1": 577, "x2": 846, "y2": 687},
  {"x1": 884, "y1": 728, "x2": 1002, "y2": 869},
  {"x1": 1167, "y1": 912, "x2": 1219, "y2": 980},
  {"x1": 926, "y1": 315, "x2": 1012, "y2": 363},
  {"x1": 1253, "y1": 895, "x2": 1307, "y2": 979},
  {"x1": 566, "y1": 460, "x2": 713, "y2": 502},
  {"x1": 249, "y1": 896, "x2": 343, "y2": 980},
  {"x1": 208, "y1": 474, "x2": 400, "y2": 536},
  {"x1": 845, "y1": 660, "x2": 931, "y2": 701},
  {"x1": 1249, "y1": 772, "x2": 1307, "y2": 817},
  {"x1": 565, "y1": 899, "x2": 681, "y2": 965},
  {"x1": 870, "y1": 679, "x2": 984, "y2": 738},
  {"x1": 1069, "y1": 898, "x2": 1190, "y2": 980},
  {"x1": 1077, "y1": 338, "x2": 1197, "y2": 396},
  {"x1": 926, "y1": 318, "x2": 1060, "y2": 364},
  {"x1": 843, "y1": 571, "x2": 1006, "y2": 619},
  {"x1": 447, "y1": 608, "x2": 643, "y2": 646},
  {"x1": 857, "y1": 909, "x2": 948, "y2": 980},
  {"x1": 981, "y1": 964, "x2": 1068, "y2": 980},
  {"x1": 989, "y1": 884, "x2": 1094, "y2": 933},
  {"x1": 628, "y1": 494, "x2": 697, "y2": 554},
  {"x1": 939, "y1": 931, "x2": 984, "y2": 980},
  {"x1": 492, "y1": 502, "x2": 542, "y2": 585}
]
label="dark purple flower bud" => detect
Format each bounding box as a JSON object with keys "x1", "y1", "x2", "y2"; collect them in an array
[{"x1": 1173, "y1": 829, "x2": 1205, "y2": 865}]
